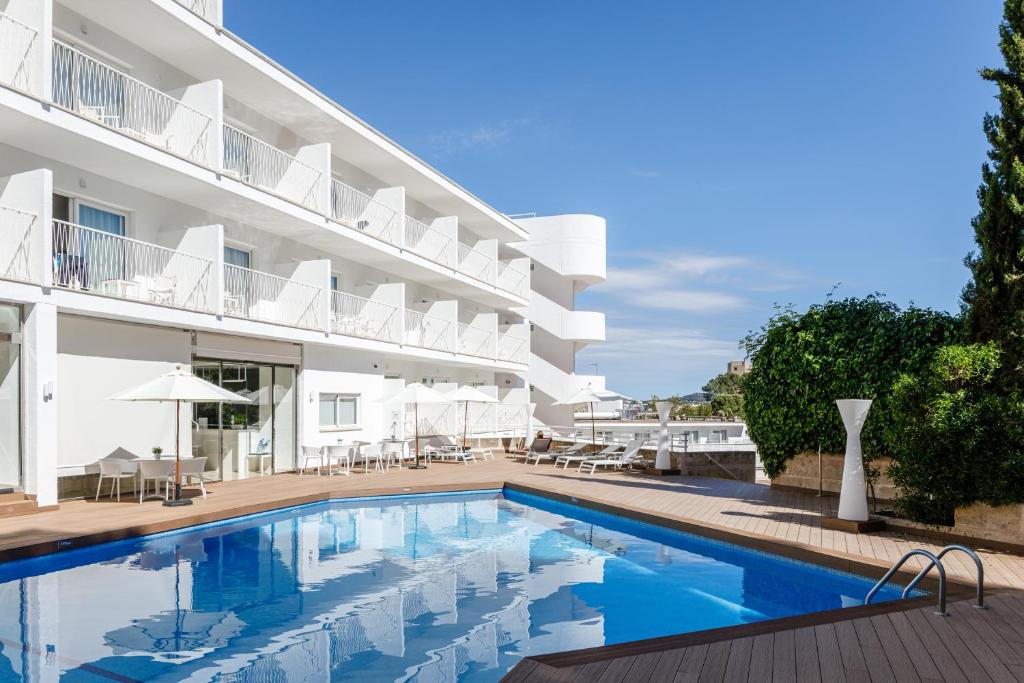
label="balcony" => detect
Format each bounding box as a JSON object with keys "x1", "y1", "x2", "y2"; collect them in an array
[
  {"x1": 497, "y1": 335, "x2": 528, "y2": 365},
  {"x1": 456, "y1": 242, "x2": 495, "y2": 285},
  {"x1": 223, "y1": 263, "x2": 321, "y2": 330},
  {"x1": 222, "y1": 125, "x2": 323, "y2": 212},
  {"x1": 0, "y1": 12, "x2": 36, "y2": 93},
  {"x1": 496, "y1": 261, "x2": 529, "y2": 298},
  {"x1": 404, "y1": 216, "x2": 453, "y2": 268},
  {"x1": 174, "y1": 0, "x2": 218, "y2": 23},
  {"x1": 331, "y1": 291, "x2": 400, "y2": 344},
  {"x1": 404, "y1": 309, "x2": 454, "y2": 352},
  {"x1": 458, "y1": 323, "x2": 496, "y2": 359},
  {"x1": 330, "y1": 179, "x2": 400, "y2": 246},
  {"x1": 51, "y1": 220, "x2": 215, "y2": 313},
  {"x1": 51, "y1": 40, "x2": 213, "y2": 166},
  {"x1": 0, "y1": 205, "x2": 39, "y2": 285}
]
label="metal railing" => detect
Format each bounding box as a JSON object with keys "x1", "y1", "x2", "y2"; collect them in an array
[
  {"x1": 222, "y1": 124, "x2": 323, "y2": 212},
  {"x1": 0, "y1": 12, "x2": 36, "y2": 93},
  {"x1": 457, "y1": 242, "x2": 495, "y2": 285},
  {"x1": 496, "y1": 335, "x2": 528, "y2": 364},
  {"x1": 865, "y1": 548, "x2": 947, "y2": 616},
  {"x1": 0, "y1": 205, "x2": 38, "y2": 284},
  {"x1": 174, "y1": 0, "x2": 216, "y2": 22},
  {"x1": 902, "y1": 545, "x2": 985, "y2": 609},
  {"x1": 404, "y1": 309, "x2": 454, "y2": 352},
  {"x1": 52, "y1": 220, "x2": 214, "y2": 312},
  {"x1": 458, "y1": 323, "x2": 496, "y2": 359},
  {"x1": 330, "y1": 179, "x2": 400, "y2": 246},
  {"x1": 496, "y1": 260, "x2": 529, "y2": 298},
  {"x1": 223, "y1": 264, "x2": 322, "y2": 330},
  {"x1": 404, "y1": 216, "x2": 453, "y2": 267},
  {"x1": 52, "y1": 40, "x2": 212, "y2": 165},
  {"x1": 463, "y1": 402, "x2": 530, "y2": 436},
  {"x1": 331, "y1": 291, "x2": 399, "y2": 344}
]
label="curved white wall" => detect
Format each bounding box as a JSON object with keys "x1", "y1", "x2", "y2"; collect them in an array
[
  {"x1": 527, "y1": 290, "x2": 605, "y2": 345},
  {"x1": 512, "y1": 214, "x2": 606, "y2": 286}
]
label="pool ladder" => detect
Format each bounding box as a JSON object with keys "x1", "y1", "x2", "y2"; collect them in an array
[{"x1": 864, "y1": 544, "x2": 985, "y2": 616}]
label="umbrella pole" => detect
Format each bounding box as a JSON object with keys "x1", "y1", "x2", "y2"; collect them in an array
[
  {"x1": 409, "y1": 401, "x2": 427, "y2": 469},
  {"x1": 164, "y1": 398, "x2": 193, "y2": 506},
  {"x1": 591, "y1": 402, "x2": 596, "y2": 447},
  {"x1": 463, "y1": 400, "x2": 469, "y2": 450}
]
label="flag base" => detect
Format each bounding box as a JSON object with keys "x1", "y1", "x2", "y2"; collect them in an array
[
  {"x1": 163, "y1": 498, "x2": 193, "y2": 507},
  {"x1": 408, "y1": 464, "x2": 428, "y2": 470}
]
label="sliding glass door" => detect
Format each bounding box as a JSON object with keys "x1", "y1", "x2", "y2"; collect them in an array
[{"x1": 192, "y1": 360, "x2": 296, "y2": 481}]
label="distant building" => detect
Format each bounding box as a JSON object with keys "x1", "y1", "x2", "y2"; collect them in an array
[{"x1": 727, "y1": 360, "x2": 750, "y2": 376}]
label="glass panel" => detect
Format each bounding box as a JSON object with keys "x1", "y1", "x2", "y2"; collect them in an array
[
  {"x1": 77, "y1": 204, "x2": 125, "y2": 236},
  {"x1": 192, "y1": 362, "x2": 223, "y2": 482},
  {"x1": 0, "y1": 305, "x2": 20, "y2": 488},
  {"x1": 273, "y1": 366, "x2": 296, "y2": 473},
  {"x1": 319, "y1": 395, "x2": 335, "y2": 427},
  {"x1": 224, "y1": 246, "x2": 250, "y2": 269},
  {"x1": 330, "y1": 274, "x2": 338, "y2": 291},
  {"x1": 337, "y1": 397, "x2": 357, "y2": 426}
]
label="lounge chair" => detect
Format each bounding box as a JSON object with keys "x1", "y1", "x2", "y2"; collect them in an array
[
  {"x1": 555, "y1": 442, "x2": 622, "y2": 470},
  {"x1": 578, "y1": 442, "x2": 647, "y2": 475},
  {"x1": 519, "y1": 437, "x2": 553, "y2": 465}
]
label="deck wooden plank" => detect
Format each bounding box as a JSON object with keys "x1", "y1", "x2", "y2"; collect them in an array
[
  {"x1": 673, "y1": 644, "x2": 708, "y2": 683},
  {"x1": 746, "y1": 634, "x2": 774, "y2": 683},
  {"x1": 771, "y1": 627, "x2": 797, "y2": 682},
  {"x1": 849, "y1": 616, "x2": 897, "y2": 683},
  {"x1": 833, "y1": 620, "x2": 872, "y2": 683},
  {"x1": 814, "y1": 623, "x2": 847, "y2": 683},
  {"x1": 720, "y1": 636, "x2": 753, "y2": 682},
  {"x1": 886, "y1": 611, "x2": 944, "y2": 682},
  {"x1": 695, "y1": 641, "x2": 729, "y2": 682},
  {"x1": 648, "y1": 649, "x2": 687, "y2": 683},
  {"x1": 793, "y1": 626, "x2": 822, "y2": 683},
  {"x1": 623, "y1": 652, "x2": 663, "y2": 683}
]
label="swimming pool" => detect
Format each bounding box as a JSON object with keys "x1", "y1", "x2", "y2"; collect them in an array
[{"x1": 0, "y1": 489, "x2": 909, "y2": 681}]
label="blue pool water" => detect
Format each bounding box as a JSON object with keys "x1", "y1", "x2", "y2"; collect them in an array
[{"x1": 0, "y1": 489, "x2": 909, "y2": 682}]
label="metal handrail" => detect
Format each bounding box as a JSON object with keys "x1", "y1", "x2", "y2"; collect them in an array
[
  {"x1": 865, "y1": 549, "x2": 947, "y2": 616},
  {"x1": 902, "y1": 544, "x2": 985, "y2": 609}
]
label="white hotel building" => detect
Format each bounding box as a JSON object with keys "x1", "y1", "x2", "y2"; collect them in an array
[{"x1": 0, "y1": 0, "x2": 607, "y2": 506}]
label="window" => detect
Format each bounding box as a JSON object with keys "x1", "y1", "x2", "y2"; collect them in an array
[
  {"x1": 78, "y1": 203, "x2": 126, "y2": 236},
  {"x1": 319, "y1": 393, "x2": 359, "y2": 429},
  {"x1": 224, "y1": 245, "x2": 251, "y2": 269}
]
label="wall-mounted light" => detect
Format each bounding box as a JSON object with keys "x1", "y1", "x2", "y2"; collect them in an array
[
  {"x1": 78, "y1": 179, "x2": 87, "y2": 189},
  {"x1": 308, "y1": 391, "x2": 315, "y2": 403},
  {"x1": 43, "y1": 381, "x2": 54, "y2": 401}
]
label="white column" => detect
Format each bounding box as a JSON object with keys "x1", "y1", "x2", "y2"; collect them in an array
[
  {"x1": 655, "y1": 401, "x2": 672, "y2": 470},
  {"x1": 836, "y1": 399, "x2": 872, "y2": 522},
  {"x1": 22, "y1": 301, "x2": 57, "y2": 506}
]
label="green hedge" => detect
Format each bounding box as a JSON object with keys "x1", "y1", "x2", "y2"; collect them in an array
[{"x1": 742, "y1": 295, "x2": 960, "y2": 479}]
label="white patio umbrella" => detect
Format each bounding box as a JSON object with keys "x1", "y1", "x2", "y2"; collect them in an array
[
  {"x1": 108, "y1": 365, "x2": 250, "y2": 506},
  {"x1": 377, "y1": 383, "x2": 450, "y2": 469},
  {"x1": 449, "y1": 386, "x2": 499, "y2": 450},
  {"x1": 554, "y1": 384, "x2": 632, "y2": 446}
]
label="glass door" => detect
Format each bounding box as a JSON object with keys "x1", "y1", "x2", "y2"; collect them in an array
[
  {"x1": 0, "y1": 305, "x2": 21, "y2": 490},
  {"x1": 191, "y1": 360, "x2": 296, "y2": 481}
]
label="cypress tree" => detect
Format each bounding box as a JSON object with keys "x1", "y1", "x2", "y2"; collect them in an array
[{"x1": 963, "y1": 0, "x2": 1024, "y2": 379}]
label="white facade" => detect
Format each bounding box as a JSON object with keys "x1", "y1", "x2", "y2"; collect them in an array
[
  {"x1": 512, "y1": 214, "x2": 607, "y2": 429},
  {"x1": 0, "y1": 0, "x2": 616, "y2": 503}
]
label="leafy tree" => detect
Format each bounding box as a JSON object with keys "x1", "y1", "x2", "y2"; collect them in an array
[
  {"x1": 963, "y1": 0, "x2": 1024, "y2": 381},
  {"x1": 703, "y1": 372, "x2": 745, "y2": 418},
  {"x1": 887, "y1": 343, "x2": 1024, "y2": 524}
]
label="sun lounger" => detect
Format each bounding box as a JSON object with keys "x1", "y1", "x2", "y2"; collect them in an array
[
  {"x1": 554, "y1": 442, "x2": 611, "y2": 469},
  {"x1": 518, "y1": 437, "x2": 553, "y2": 465},
  {"x1": 578, "y1": 442, "x2": 648, "y2": 475}
]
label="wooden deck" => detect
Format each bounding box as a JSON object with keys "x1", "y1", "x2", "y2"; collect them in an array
[{"x1": 0, "y1": 458, "x2": 1021, "y2": 682}]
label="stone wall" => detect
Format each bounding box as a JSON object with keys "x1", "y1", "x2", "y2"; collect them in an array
[
  {"x1": 640, "y1": 449, "x2": 756, "y2": 482},
  {"x1": 953, "y1": 502, "x2": 1024, "y2": 547},
  {"x1": 770, "y1": 451, "x2": 898, "y2": 501}
]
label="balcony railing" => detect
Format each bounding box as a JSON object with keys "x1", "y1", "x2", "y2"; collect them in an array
[
  {"x1": 51, "y1": 40, "x2": 212, "y2": 165},
  {"x1": 0, "y1": 12, "x2": 36, "y2": 93},
  {"x1": 0, "y1": 205, "x2": 38, "y2": 284},
  {"x1": 404, "y1": 216, "x2": 453, "y2": 267},
  {"x1": 456, "y1": 242, "x2": 495, "y2": 285},
  {"x1": 496, "y1": 335, "x2": 528, "y2": 364},
  {"x1": 223, "y1": 124, "x2": 323, "y2": 212},
  {"x1": 404, "y1": 309, "x2": 454, "y2": 352},
  {"x1": 331, "y1": 291, "x2": 399, "y2": 344},
  {"x1": 174, "y1": 0, "x2": 216, "y2": 22},
  {"x1": 223, "y1": 264, "x2": 321, "y2": 330},
  {"x1": 496, "y1": 261, "x2": 529, "y2": 298},
  {"x1": 330, "y1": 179, "x2": 400, "y2": 246},
  {"x1": 458, "y1": 323, "x2": 495, "y2": 359},
  {"x1": 51, "y1": 220, "x2": 215, "y2": 312},
  {"x1": 464, "y1": 402, "x2": 530, "y2": 436}
]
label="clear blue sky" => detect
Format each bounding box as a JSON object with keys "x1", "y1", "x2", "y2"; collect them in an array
[{"x1": 224, "y1": 0, "x2": 1003, "y2": 398}]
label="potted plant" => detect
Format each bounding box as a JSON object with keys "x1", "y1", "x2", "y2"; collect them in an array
[{"x1": 152, "y1": 446, "x2": 163, "y2": 460}]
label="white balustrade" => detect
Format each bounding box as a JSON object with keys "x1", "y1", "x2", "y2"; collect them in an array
[
  {"x1": 404, "y1": 216, "x2": 453, "y2": 267},
  {"x1": 223, "y1": 263, "x2": 322, "y2": 330},
  {"x1": 0, "y1": 205, "x2": 38, "y2": 284},
  {"x1": 175, "y1": 0, "x2": 216, "y2": 22},
  {"x1": 223, "y1": 124, "x2": 323, "y2": 212},
  {"x1": 331, "y1": 291, "x2": 399, "y2": 344},
  {"x1": 458, "y1": 323, "x2": 495, "y2": 359},
  {"x1": 404, "y1": 309, "x2": 454, "y2": 352},
  {"x1": 463, "y1": 402, "x2": 529, "y2": 436},
  {"x1": 330, "y1": 179, "x2": 400, "y2": 246},
  {"x1": 457, "y1": 242, "x2": 495, "y2": 285},
  {"x1": 51, "y1": 40, "x2": 212, "y2": 165},
  {"x1": 0, "y1": 12, "x2": 36, "y2": 93},
  {"x1": 497, "y1": 335, "x2": 528, "y2": 364},
  {"x1": 51, "y1": 220, "x2": 214, "y2": 312},
  {"x1": 496, "y1": 261, "x2": 529, "y2": 298}
]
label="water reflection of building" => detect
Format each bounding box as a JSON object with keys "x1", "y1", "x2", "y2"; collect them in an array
[{"x1": 0, "y1": 495, "x2": 617, "y2": 681}]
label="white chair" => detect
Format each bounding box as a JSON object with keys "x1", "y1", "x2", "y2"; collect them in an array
[
  {"x1": 361, "y1": 443, "x2": 385, "y2": 473},
  {"x1": 381, "y1": 441, "x2": 404, "y2": 470},
  {"x1": 325, "y1": 445, "x2": 352, "y2": 477},
  {"x1": 147, "y1": 274, "x2": 177, "y2": 306},
  {"x1": 139, "y1": 460, "x2": 172, "y2": 503},
  {"x1": 578, "y1": 442, "x2": 647, "y2": 475},
  {"x1": 176, "y1": 457, "x2": 209, "y2": 499},
  {"x1": 299, "y1": 446, "x2": 324, "y2": 476},
  {"x1": 95, "y1": 459, "x2": 134, "y2": 502}
]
